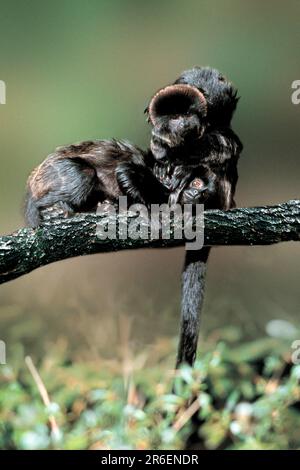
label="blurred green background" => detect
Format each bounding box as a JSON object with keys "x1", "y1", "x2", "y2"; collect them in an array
[{"x1": 0, "y1": 0, "x2": 299, "y2": 360}]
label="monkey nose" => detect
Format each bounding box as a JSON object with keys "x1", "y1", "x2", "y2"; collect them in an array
[{"x1": 169, "y1": 117, "x2": 186, "y2": 132}]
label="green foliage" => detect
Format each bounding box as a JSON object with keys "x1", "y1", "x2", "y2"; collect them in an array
[{"x1": 0, "y1": 328, "x2": 300, "y2": 450}]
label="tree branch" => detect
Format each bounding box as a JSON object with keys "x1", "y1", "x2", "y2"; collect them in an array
[{"x1": 0, "y1": 200, "x2": 299, "y2": 285}]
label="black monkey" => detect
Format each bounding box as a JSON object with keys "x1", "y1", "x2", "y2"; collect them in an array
[
  {"x1": 24, "y1": 118, "x2": 208, "y2": 228},
  {"x1": 146, "y1": 67, "x2": 241, "y2": 208},
  {"x1": 25, "y1": 67, "x2": 235, "y2": 227},
  {"x1": 25, "y1": 139, "x2": 168, "y2": 227},
  {"x1": 145, "y1": 66, "x2": 242, "y2": 367},
  {"x1": 25, "y1": 66, "x2": 242, "y2": 371}
]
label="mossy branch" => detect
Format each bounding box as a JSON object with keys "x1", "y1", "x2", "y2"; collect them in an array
[{"x1": 0, "y1": 200, "x2": 299, "y2": 285}]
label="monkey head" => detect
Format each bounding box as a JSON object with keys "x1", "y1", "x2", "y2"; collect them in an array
[
  {"x1": 146, "y1": 66, "x2": 239, "y2": 160},
  {"x1": 148, "y1": 83, "x2": 207, "y2": 148}
]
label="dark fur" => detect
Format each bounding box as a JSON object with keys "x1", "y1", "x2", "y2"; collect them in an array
[
  {"x1": 25, "y1": 139, "x2": 168, "y2": 227},
  {"x1": 146, "y1": 66, "x2": 242, "y2": 210},
  {"x1": 145, "y1": 66, "x2": 242, "y2": 367},
  {"x1": 24, "y1": 66, "x2": 242, "y2": 369}
]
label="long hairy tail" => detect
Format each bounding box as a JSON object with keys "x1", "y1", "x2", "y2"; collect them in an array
[{"x1": 176, "y1": 247, "x2": 211, "y2": 368}]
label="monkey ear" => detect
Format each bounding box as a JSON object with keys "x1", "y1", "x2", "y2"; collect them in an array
[{"x1": 144, "y1": 106, "x2": 151, "y2": 122}]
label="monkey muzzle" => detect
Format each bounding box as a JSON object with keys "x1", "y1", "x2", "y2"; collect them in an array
[{"x1": 148, "y1": 84, "x2": 207, "y2": 147}]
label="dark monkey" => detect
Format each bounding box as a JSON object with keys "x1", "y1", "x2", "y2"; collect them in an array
[
  {"x1": 145, "y1": 67, "x2": 242, "y2": 367},
  {"x1": 25, "y1": 140, "x2": 168, "y2": 227},
  {"x1": 24, "y1": 129, "x2": 211, "y2": 227},
  {"x1": 25, "y1": 66, "x2": 242, "y2": 369},
  {"x1": 25, "y1": 67, "x2": 237, "y2": 226}
]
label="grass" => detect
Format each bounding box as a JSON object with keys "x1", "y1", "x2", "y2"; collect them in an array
[{"x1": 1, "y1": 325, "x2": 300, "y2": 450}]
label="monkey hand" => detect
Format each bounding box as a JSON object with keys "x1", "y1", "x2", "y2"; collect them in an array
[{"x1": 169, "y1": 165, "x2": 194, "y2": 191}]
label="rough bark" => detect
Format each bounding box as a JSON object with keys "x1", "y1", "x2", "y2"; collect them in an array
[{"x1": 0, "y1": 199, "x2": 299, "y2": 285}]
